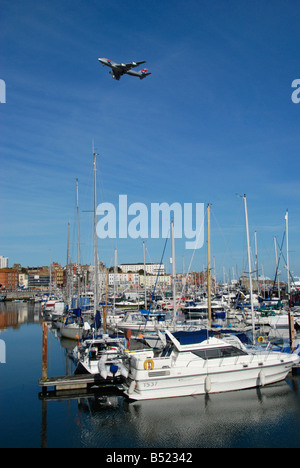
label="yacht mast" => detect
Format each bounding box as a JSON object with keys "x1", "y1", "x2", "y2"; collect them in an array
[
  {"x1": 243, "y1": 195, "x2": 255, "y2": 342},
  {"x1": 254, "y1": 231, "x2": 259, "y2": 295},
  {"x1": 143, "y1": 241, "x2": 147, "y2": 309},
  {"x1": 274, "y1": 237, "x2": 281, "y2": 300},
  {"x1": 171, "y1": 221, "x2": 176, "y2": 321},
  {"x1": 76, "y1": 178, "x2": 81, "y2": 300},
  {"x1": 285, "y1": 210, "x2": 295, "y2": 349},
  {"x1": 93, "y1": 146, "x2": 99, "y2": 316},
  {"x1": 49, "y1": 248, "x2": 52, "y2": 296},
  {"x1": 113, "y1": 248, "x2": 117, "y2": 313},
  {"x1": 207, "y1": 204, "x2": 212, "y2": 329},
  {"x1": 66, "y1": 222, "x2": 72, "y2": 308},
  {"x1": 286, "y1": 210, "x2": 291, "y2": 297}
]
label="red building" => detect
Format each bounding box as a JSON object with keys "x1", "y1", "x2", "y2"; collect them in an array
[{"x1": 0, "y1": 268, "x2": 19, "y2": 291}]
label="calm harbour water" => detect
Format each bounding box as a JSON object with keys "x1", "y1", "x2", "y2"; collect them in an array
[{"x1": 1, "y1": 302, "x2": 300, "y2": 449}]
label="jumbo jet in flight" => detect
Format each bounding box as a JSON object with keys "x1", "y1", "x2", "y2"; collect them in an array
[{"x1": 98, "y1": 58, "x2": 151, "y2": 80}]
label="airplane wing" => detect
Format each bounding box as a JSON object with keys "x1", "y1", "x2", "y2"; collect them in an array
[
  {"x1": 121, "y1": 61, "x2": 146, "y2": 70},
  {"x1": 127, "y1": 61, "x2": 146, "y2": 69}
]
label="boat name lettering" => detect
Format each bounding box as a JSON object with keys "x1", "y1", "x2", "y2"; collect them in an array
[{"x1": 143, "y1": 381, "x2": 158, "y2": 388}]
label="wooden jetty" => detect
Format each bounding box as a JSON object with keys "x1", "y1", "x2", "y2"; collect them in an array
[
  {"x1": 39, "y1": 373, "x2": 124, "y2": 393},
  {"x1": 39, "y1": 322, "x2": 124, "y2": 394}
]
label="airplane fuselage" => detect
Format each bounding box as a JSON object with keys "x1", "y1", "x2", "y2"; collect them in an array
[{"x1": 98, "y1": 58, "x2": 151, "y2": 80}]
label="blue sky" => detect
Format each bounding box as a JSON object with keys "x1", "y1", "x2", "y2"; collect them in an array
[{"x1": 1, "y1": 0, "x2": 300, "y2": 281}]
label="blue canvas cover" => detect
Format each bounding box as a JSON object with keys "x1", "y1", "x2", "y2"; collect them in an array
[{"x1": 172, "y1": 330, "x2": 215, "y2": 345}]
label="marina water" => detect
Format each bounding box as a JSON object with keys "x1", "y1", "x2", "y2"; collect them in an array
[{"x1": 1, "y1": 301, "x2": 300, "y2": 449}]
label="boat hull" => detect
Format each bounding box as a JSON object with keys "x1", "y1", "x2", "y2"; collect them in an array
[
  {"x1": 60, "y1": 326, "x2": 84, "y2": 340},
  {"x1": 124, "y1": 353, "x2": 299, "y2": 401}
]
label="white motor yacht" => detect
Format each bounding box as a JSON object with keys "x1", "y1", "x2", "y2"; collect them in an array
[
  {"x1": 123, "y1": 330, "x2": 299, "y2": 400},
  {"x1": 73, "y1": 334, "x2": 129, "y2": 381},
  {"x1": 43, "y1": 298, "x2": 65, "y2": 319}
]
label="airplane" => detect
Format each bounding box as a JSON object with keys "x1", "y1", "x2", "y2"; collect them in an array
[{"x1": 98, "y1": 58, "x2": 151, "y2": 81}]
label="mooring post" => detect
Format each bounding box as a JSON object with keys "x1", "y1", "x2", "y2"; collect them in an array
[{"x1": 42, "y1": 322, "x2": 48, "y2": 382}]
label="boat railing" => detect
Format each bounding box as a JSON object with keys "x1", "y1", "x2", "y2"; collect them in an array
[{"x1": 186, "y1": 358, "x2": 201, "y2": 368}]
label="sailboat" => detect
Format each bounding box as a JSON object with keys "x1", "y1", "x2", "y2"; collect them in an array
[
  {"x1": 115, "y1": 223, "x2": 206, "y2": 348},
  {"x1": 60, "y1": 180, "x2": 88, "y2": 341},
  {"x1": 72, "y1": 310, "x2": 128, "y2": 378},
  {"x1": 59, "y1": 180, "x2": 94, "y2": 340},
  {"x1": 72, "y1": 146, "x2": 129, "y2": 380},
  {"x1": 59, "y1": 309, "x2": 91, "y2": 340}
]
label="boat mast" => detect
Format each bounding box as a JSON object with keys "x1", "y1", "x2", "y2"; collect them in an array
[
  {"x1": 93, "y1": 146, "x2": 99, "y2": 317},
  {"x1": 143, "y1": 241, "x2": 147, "y2": 309},
  {"x1": 49, "y1": 248, "x2": 52, "y2": 296},
  {"x1": 243, "y1": 195, "x2": 255, "y2": 342},
  {"x1": 286, "y1": 210, "x2": 291, "y2": 297},
  {"x1": 254, "y1": 231, "x2": 259, "y2": 295},
  {"x1": 274, "y1": 237, "x2": 281, "y2": 300},
  {"x1": 171, "y1": 221, "x2": 176, "y2": 321},
  {"x1": 113, "y1": 248, "x2": 117, "y2": 313},
  {"x1": 66, "y1": 222, "x2": 72, "y2": 308},
  {"x1": 207, "y1": 204, "x2": 212, "y2": 329},
  {"x1": 285, "y1": 210, "x2": 295, "y2": 349},
  {"x1": 76, "y1": 178, "x2": 81, "y2": 301}
]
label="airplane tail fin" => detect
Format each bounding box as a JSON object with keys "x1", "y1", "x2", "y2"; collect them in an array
[{"x1": 139, "y1": 69, "x2": 151, "y2": 80}]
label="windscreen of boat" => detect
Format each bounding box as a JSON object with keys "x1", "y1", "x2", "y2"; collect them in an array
[{"x1": 192, "y1": 345, "x2": 248, "y2": 360}]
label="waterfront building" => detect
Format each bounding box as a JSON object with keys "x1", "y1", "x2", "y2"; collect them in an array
[
  {"x1": 108, "y1": 272, "x2": 140, "y2": 287},
  {"x1": 119, "y1": 263, "x2": 165, "y2": 275},
  {"x1": 0, "y1": 268, "x2": 19, "y2": 290},
  {"x1": 140, "y1": 274, "x2": 171, "y2": 289},
  {"x1": 27, "y1": 267, "x2": 50, "y2": 290},
  {"x1": 0, "y1": 256, "x2": 8, "y2": 268},
  {"x1": 108, "y1": 271, "x2": 171, "y2": 290},
  {"x1": 18, "y1": 273, "x2": 28, "y2": 289},
  {"x1": 51, "y1": 263, "x2": 64, "y2": 288}
]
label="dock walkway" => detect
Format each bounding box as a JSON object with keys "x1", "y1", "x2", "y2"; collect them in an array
[{"x1": 39, "y1": 373, "x2": 123, "y2": 392}]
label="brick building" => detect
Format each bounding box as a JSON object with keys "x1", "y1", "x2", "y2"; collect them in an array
[{"x1": 0, "y1": 268, "x2": 19, "y2": 291}]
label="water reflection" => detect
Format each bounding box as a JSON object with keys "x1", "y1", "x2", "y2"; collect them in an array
[
  {"x1": 0, "y1": 301, "x2": 42, "y2": 330},
  {"x1": 66, "y1": 378, "x2": 299, "y2": 448},
  {"x1": 38, "y1": 376, "x2": 300, "y2": 448}
]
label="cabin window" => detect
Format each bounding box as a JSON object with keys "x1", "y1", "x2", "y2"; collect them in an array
[{"x1": 192, "y1": 346, "x2": 247, "y2": 360}]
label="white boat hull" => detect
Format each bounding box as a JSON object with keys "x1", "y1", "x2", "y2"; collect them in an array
[
  {"x1": 124, "y1": 346, "x2": 299, "y2": 401},
  {"x1": 60, "y1": 326, "x2": 84, "y2": 340},
  {"x1": 125, "y1": 362, "x2": 298, "y2": 400}
]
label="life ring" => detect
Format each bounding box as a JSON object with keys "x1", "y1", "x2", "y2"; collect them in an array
[
  {"x1": 257, "y1": 336, "x2": 265, "y2": 343},
  {"x1": 144, "y1": 359, "x2": 155, "y2": 370}
]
